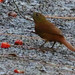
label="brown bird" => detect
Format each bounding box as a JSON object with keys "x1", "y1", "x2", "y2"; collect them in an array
[{"x1": 32, "y1": 12, "x2": 75, "y2": 52}]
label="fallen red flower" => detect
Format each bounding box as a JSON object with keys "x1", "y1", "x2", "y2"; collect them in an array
[
  {"x1": 8, "y1": 11, "x2": 17, "y2": 17},
  {"x1": 14, "y1": 69, "x2": 24, "y2": 73},
  {"x1": 14, "y1": 40, "x2": 23, "y2": 45},
  {"x1": 1, "y1": 42, "x2": 10, "y2": 48},
  {"x1": 0, "y1": 0, "x2": 4, "y2": 3}
]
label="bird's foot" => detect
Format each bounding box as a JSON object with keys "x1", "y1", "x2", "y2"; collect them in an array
[
  {"x1": 39, "y1": 47, "x2": 46, "y2": 53},
  {"x1": 49, "y1": 47, "x2": 56, "y2": 53}
]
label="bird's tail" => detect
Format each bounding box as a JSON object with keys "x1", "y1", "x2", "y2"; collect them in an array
[{"x1": 60, "y1": 37, "x2": 75, "y2": 52}]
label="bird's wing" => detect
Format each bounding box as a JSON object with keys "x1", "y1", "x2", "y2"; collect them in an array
[{"x1": 35, "y1": 21, "x2": 63, "y2": 36}]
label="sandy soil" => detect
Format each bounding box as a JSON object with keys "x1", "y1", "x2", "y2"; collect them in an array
[{"x1": 0, "y1": 0, "x2": 75, "y2": 75}]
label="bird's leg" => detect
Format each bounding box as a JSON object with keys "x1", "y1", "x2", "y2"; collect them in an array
[
  {"x1": 39, "y1": 41, "x2": 47, "y2": 48},
  {"x1": 49, "y1": 41, "x2": 57, "y2": 53},
  {"x1": 51, "y1": 41, "x2": 56, "y2": 48}
]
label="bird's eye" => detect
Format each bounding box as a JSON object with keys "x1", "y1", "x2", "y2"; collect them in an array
[{"x1": 36, "y1": 13, "x2": 39, "y2": 16}]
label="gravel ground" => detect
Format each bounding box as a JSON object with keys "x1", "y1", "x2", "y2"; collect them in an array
[{"x1": 0, "y1": 0, "x2": 75, "y2": 75}]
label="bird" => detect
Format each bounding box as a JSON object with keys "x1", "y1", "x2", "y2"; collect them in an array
[{"x1": 32, "y1": 12, "x2": 75, "y2": 52}]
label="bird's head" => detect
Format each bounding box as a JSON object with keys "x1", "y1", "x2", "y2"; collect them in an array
[{"x1": 32, "y1": 12, "x2": 46, "y2": 23}]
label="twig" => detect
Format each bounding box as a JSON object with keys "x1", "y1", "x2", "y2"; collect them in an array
[
  {"x1": 0, "y1": 33, "x2": 40, "y2": 39},
  {"x1": 13, "y1": 0, "x2": 75, "y2": 20},
  {"x1": 0, "y1": 54, "x2": 75, "y2": 73},
  {"x1": 13, "y1": 0, "x2": 33, "y2": 21},
  {"x1": 45, "y1": 15, "x2": 75, "y2": 20}
]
